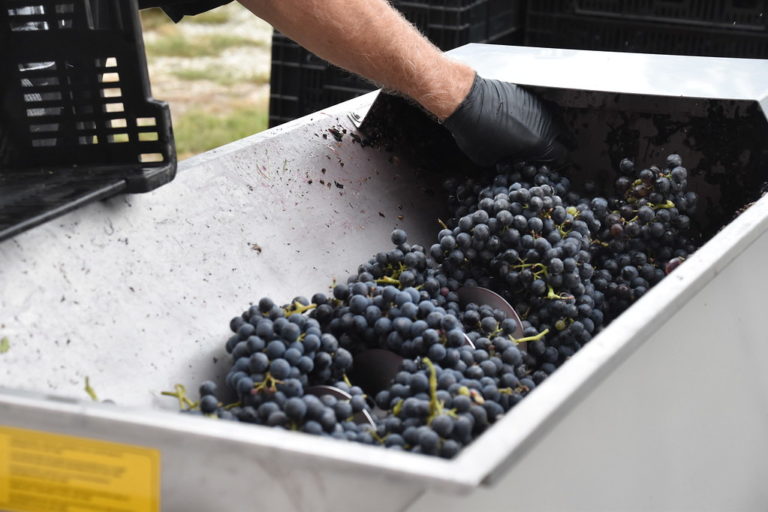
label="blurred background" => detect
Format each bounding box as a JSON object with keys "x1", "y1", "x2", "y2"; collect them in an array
[
  {"x1": 140, "y1": 3, "x2": 273, "y2": 160},
  {"x1": 141, "y1": 1, "x2": 767, "y2": 161}
]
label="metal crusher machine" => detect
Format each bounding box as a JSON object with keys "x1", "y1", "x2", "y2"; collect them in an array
[{"x1": 1, "y1": 45, "x2": 768, "y2": 511}]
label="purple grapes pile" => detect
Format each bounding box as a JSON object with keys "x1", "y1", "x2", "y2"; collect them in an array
[{"x1": 175, "y1": 155, "x2": 701, "y2": 458}]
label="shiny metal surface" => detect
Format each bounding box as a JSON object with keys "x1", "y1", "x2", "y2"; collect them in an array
[
  {"x1": 348, "y1": 349, "x2": 405, "y2": 397},
  {"x1": 304, "y1": 385, "x2": 377, "y2": 427},
  {"x1": 457, "y1": 286, "x2": 524, "y2": 340},
  {"x1": 410, "y1": 193, "x2": 768, "y2": 511},
  {"x1": 1, "y1": 45, "x2": 768, "y2": 511},
  {"x1": 451, "y1": 44, "x2": 768, "y2": 106},
  {"x1": 0, "y1": 92, "x2": 446, "y2": 409}
]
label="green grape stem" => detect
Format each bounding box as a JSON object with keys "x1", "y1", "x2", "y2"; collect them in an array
[
  {"x1": 84, "y1": 377, "x2": 99, "y2": 402},
  {"x1": 253, "y1": 373, "x2": 283, "y2": 394},
  {"x1": 423, "y1": 358, "x2": 457, "y2": 423},
  {"x1": 161, "y1": 384, "x2": 198, "y2": 411},
  {"x1": 512, "y1": 261, "x2": 546, "y2": 271},
  {"x1": 545, "y1": 286, "x2": 575, "y2": 301},
  {"x1": 376, "y1": 263, "x2": 408, "y2": 287},
  {"x1": 370, "y1": 430, "x2": 388, "y2": 445},
  {"x1": 499, "y1": 384, "x2": 530, "y2": 395},
  {"x1": 285, "y1": 302, "x2": 317, "y2": 315},
  {"x1": 652, "y1": 200, "x2": 676, "y2": 210},
  {"x1": 510, "y1": 328, "x2": 550, "y2": 345},
  {"x1": 376, "y1": 276, "x2": 401, "y2": 286}
]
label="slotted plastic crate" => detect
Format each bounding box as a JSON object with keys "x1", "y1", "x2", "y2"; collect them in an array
[
  {"x1": 525, "y1": 0, "x2": 768, "y2": 58},
  {"x1": 529, "y1": 0, "x2": 768, "y2": 30},
  {"x1": 396, "y1": 0, "x2": 522, "y2": 50},
  {"x1": 268, "y1": 0, "x2": 524, "y2": 127},
  {"x1": 0, "y1": 0, "x2": 176, "y2": 241},
  {"x1": 268, "y1": 32, "x2": 355, "y2": 128}
]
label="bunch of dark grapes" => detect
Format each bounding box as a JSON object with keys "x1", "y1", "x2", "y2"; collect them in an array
[
  {"x1": 182, "y1": 300, "x2": 381, "y2": 440},
  {"x1": 438, "y1": 167, "x2": 604, "y2": 366},
  {"x1": 372, "y1": 357, "x2": 534, "y2": 457},
  {"x1": 445, "y1": 163, "x2": 573, "y2": 222},
  {"x1": 196, "y1": 377, "x2": 377, "y2": 443},
  {"x1": 177, "y1": 228, "x2": 534, "y2": 458},
  {"x1": 589, "y1": 155, "x2": 699, "y2": 321},
  {"x1": 369, "y1": 300, "x2": 537, "y2": 456},
  {"x1": 225, "y1": 298, "x2": 353, "y2": 391},
  {"x1": 311, "y1": 230, "x2": 467, "y2": 359},
  {"x1": 173, "y1": 153, "x2": 702, "y2": 460}
]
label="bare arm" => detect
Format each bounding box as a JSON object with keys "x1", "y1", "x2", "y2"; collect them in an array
[{"x1": 237, "y1": 0, "x2": 475, "y2": 120}]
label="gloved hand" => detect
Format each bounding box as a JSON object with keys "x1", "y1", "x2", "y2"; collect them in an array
[
  {"x1": 137, "y1": 0, "x2": 231, "y2": 22},
  {"x1": 443, "y1": 74, "x2": 564, "y2": 167}
]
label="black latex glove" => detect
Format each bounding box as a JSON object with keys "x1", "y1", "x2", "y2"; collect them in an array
[
  {"x1": 443, "y1": 74, "x2": 564, "y2": 167},
  {"x1": 137, "y1": 0, "x2": 231, "y2": 22}
]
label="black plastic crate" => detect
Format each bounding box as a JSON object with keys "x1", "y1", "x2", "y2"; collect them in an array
[
  {"x1": 397, "y1": 0, "x2": 522, "y2": 49},
  {"x1": 0, "y1": 0, "x2": 176, "y2": 241},
  {"x1": 525, "y1": 10, "x2": 768, "y2": 58},
  {"x1": 269, "y1": 0, "x2": 524, "y2": 127},
  {"x1": 268, "y1": 33, "x2": 376, "y2": 128},
  {"x1": 528, "y1": 0, "x2": 768, "y2": 31}
]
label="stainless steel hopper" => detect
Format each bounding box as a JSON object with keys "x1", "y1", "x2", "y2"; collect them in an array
[{"x1": 1, "y1": 45, "x2": 767, "y2": 511}]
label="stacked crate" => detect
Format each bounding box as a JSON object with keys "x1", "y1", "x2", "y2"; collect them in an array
[
  {"x1": 525, "y1": 0, "x2": 768, "y2": 59},
  {"x1": 268, "y1": 0, "x2": 525, "y2": 127},
  {"x1": 0, "y1": 0, "x2": 176, "y2": 241}
]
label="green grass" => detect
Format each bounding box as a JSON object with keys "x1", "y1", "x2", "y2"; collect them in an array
[
  {"x1": 139, "y1": 8, "x2": 170, "y2": 32},
  {"x1": 174, "y1": 104, "x2": 268, "y2": 159},
  {"x1": 140, "y1": 5, "x2": 230, "y2": 29},
  {"x1": 146, "y1": 34, "x2": 266, "y2": 58},
  {"x1": 171, "y1": 67, "x2": 270, "y2": 86},
  {"x1": 184, "y1": 8, "x2": 231, "y2": 24}
]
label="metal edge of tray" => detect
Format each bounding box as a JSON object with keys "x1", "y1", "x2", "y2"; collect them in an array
[
  {"x1": 455, "y1": 190, "x2": 768, "y2": 485},
  {"x1": 177, "y1": 91, "x2": 380, "y2": 175},
  {"x1": 444, "y1": 44, "x2": 768, "y2": 485},
  {"x1": 0, "y1": 88, "x2": 477, "y2": 492},
  {"x1": 1, "y1": 45, "x2": 767, "y2": 492},
  {"x1": 0, "y1": 386, "x2": 473, "y2": 491},
  {"x1": 4, "y1": 148, "x2": 767, "y2": 492},
  {"x1": 450, "y1": 43, "x2": 768, "y2": 102}
]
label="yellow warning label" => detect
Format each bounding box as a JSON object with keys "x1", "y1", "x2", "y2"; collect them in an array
[{"x1": 0, "y1": 425, "x2": 160, "y2": 512}]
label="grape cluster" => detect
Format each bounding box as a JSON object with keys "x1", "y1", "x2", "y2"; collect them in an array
[
  {"x1": 589, "y1": 156, "x2": 699, "y2": 321},
  {"x1": 226, "y1": 298, "x2": 353, "y2": 391},
  {"x1": 185, "y1": 299, "x2": 379, "y2": 440},
  {"x1": 172, "y1": 154, "x2": 701, "y2": 459},
  {"x1": 308, "y1": 231, "x2": 462, "y2": 360},
  {"x1": 438, "y1": 164, "x2": 603, "y2": 364},
  {"x1": 371, "y1": 357, "x2": 533, "y2": 457},
  {"x1": 197, "y1": 377, "x2": 377, "y2": 442}
]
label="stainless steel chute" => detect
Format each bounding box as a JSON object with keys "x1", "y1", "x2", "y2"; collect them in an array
[{"x1": 1, "y1": 45, "x2": 767, "y2": 511}]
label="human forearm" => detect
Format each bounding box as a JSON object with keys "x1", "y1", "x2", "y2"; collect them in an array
[{"x1": 237, "y1": 0, "x2": 474, "y2": 119}]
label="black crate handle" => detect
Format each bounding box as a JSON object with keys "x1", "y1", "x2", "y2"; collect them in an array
[{"x1": 0, "y1": 0, "x2": 176, "y2": 240}]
